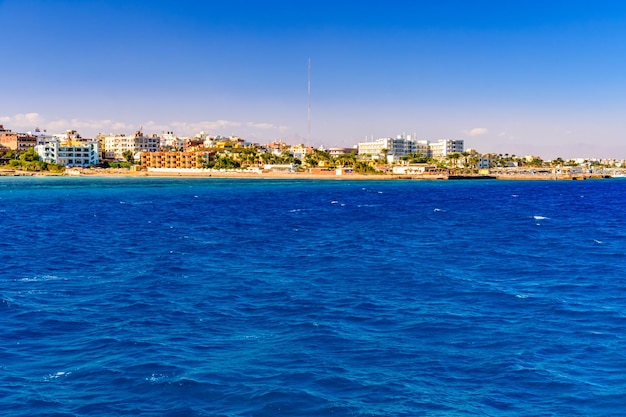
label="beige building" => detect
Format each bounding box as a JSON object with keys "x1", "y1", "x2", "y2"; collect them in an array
[
  {"x1": 328, "y1": 147, "x2": 355, "y2": 156},
  {"x1": 102, "y1": 131, "x2": 161, "y2": 160},
  {"x1": 289, "y1": 144, "x2": 315, "y2": 159}
]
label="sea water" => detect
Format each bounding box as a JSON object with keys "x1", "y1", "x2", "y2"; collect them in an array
[{"x1": 1, "y1": 177, "x2": 625, "y2": 416}]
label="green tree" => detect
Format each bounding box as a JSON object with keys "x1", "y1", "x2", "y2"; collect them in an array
[
  {"x1": 461, "y1": 151, "x2": 470, "y2": 168},
  {"x1": 354, "y1": 161, "x2": 379, "y2": 174},
  {"x1": 304, "y1": 149, "x2": 332, "y2": 167},
  {"x1": 446, "y1": 153, "x2": 461, "y2": 168},
  {"x1": 239, "y1": 148, "x2": 259, "y2": 167},
  {"x1": 122, "y1": 150, "x2": 135, "y2": 164},
  {"x1": 335, "y1": 152, "x2": 357, "y2": 167},
  {"x1": 19, "y1": 147, "x2": 39, "y2": 162},
  {"x1": 552, "y1": 157, "x2": 564, "y2": 167},
  {"x1": 213, "y1": 155, "x2": 241, "y2": 169}
]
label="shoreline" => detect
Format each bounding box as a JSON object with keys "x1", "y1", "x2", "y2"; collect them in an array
[{"x1": 0, "y1": 168, "x2": 614, "y2": 181}]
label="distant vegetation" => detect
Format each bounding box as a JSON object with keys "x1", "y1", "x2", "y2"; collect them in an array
[
  {"x1": 193, "y1": 147, "x2": 389, "y2": 174},
  {"x1": 0, "y1": 148, "x2": 65, "y2": 173}
]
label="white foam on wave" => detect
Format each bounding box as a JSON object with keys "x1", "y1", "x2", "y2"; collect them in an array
[
  {"x1": 593, "y1": 239, "x2": 603, "y2": 244},
  {"x1": 44, "y1": 371, "x2": 71, "y2": 381},
  {"x1": 433, "y1": 208, "x2": 446, "y2": 212},
  {"x1": 20, "y1": 275, "x2": 61, "y2": 282},
  {"x1": 331, "y1": 200, "x2": 338, "y2": 204},
  {"x1": 533, "y1": 215, "x2": 549, "y2": 220},
  {"x1": 146, "y1": 373, "x2": 166, "y2": 383}
]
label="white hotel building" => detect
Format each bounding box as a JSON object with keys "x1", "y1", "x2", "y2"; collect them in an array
[
  {"x1": 428, "y1": 139, "x2": 465, "y2": 158},
  {"x1": 35, "y1": 139, "x2": 100, "y2": 167},
  {"x1": 357, "y1": 135, "x2": 463, "y2": 160}
]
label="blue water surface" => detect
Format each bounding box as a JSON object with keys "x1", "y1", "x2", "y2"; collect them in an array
[{"x1": 1, "y1": 177, "x2": 625, "y2": 416}]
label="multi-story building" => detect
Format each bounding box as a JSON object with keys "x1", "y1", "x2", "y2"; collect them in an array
[
  {"x1": 30, "y1": 128, "x2": 55, "y2": 146},
  {"x1": 0, "y1": 125, "x2": 14, "y2": 151},
  {"x1": 140, "y1": 151, "x2": 212, "y2": 169},
  {"x1": 428, "y1": 139, "x2": 464, "y2": 158},
  {"x1": 35, "y1": 139, "x2": 99, "y2": 167},
  {"x1": 357, "y1": 138, "x2": 394, "y2": 158},
  {"x1": 357, "y1": 135, "x2": 418, "y2": 160},
  {"x1": 102, "y1": 131, "x2": 161, "y2": 160},
  {"x1": 160, "y1": 131, "x2": 185, "y2": 150},
  {"x1": 358, "y1": 135, "x2": 464, "y2": 160},
  {"x1": 265, "y1": 140, "x2": 289, "y2": 155},
  {"x1": 477, "y1": 156, "x2": 492, "y2": 169},
  {"x1": 328, "y1": 147, "x2": 355, "y2": 157},
  {"x1": 414, "y1": 140, "x2": 430, "y2": 157},
  {"x1": 289, "y1": 144, "x2": 314, "y2": 159},
  {"x1": 0, "y1": 125, "x2": 36, "y2": 152},
  {"x1": 16, "y1": 133, "x2": 38, "y2": 152}
]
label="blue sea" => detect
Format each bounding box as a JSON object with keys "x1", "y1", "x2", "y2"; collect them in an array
[{"x1": 1, "y1": 176, "x2": 626, "y2": 416}]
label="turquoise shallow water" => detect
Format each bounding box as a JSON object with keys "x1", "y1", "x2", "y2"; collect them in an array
[{"x1": 1, "y1": 177, "x2": 626, "y2": 416}]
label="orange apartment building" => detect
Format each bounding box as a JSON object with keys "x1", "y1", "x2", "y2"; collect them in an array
[
  {"x1": 0, "y1": 125, "x2": 36, "y2": 152},
  {"x1": 141, "y1": 151, "x2": 213, "y2": 169}
]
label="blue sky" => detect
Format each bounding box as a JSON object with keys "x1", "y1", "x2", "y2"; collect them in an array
[{"x1": 1, "y1": 0, "x2": 625, "y2": 158}]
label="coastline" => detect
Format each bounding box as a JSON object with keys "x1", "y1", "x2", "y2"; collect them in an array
[{"x1": 0, "y1": 168, "x2": 614, "y2": 181}]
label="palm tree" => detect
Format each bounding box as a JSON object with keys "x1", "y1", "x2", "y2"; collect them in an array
[
  {"x1": 447, "y1": 153, "x2": 461, "y2": 168},
  {"x1": 239, "y1": 148, "x2": 258, "y2": 167},
  {"x1": 380, "y1": 148, "x2": 389, "y2": 162},
  {"x1": 335, "y1": 152, "x2": 356, "y2": 167},
  {"x1": 461, "y1": 151, "x2": 470, "y2": 170}
]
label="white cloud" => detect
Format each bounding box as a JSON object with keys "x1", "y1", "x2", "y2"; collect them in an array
[
  {"x1": 160, "y1": 119, "x2": 289, "y2": 137},
  {"x1": 247, "y1": 122, "x2": 275, "y2": 130},
  {"x1": 45, "y1": 118, "x2": 135, "y2": 134},
  {"x1": 245, "y1": 122, "x2": 290, "y2": 132},
  {"x1": 465, "y1": 127, "x2": 488, "y2": 137},
  {"x1": 0, "y1": 112, "x2": 43, "y2": 127},
  {"x1": 0, "y1": 112, "x2": 292, "y2": 141}
]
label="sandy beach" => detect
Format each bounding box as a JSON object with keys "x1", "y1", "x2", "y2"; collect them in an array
[{"x1": 0, "y1": 167, "x2": 613, "y2": 181}]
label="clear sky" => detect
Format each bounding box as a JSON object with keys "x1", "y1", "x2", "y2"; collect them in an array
[{"x1": 1, "y1": 0, "x2": 625, "y2": 159}]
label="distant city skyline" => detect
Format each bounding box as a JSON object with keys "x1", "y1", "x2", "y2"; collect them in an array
[{"x1": 1, "y1": 0, "x2": 625, "y2": 159}]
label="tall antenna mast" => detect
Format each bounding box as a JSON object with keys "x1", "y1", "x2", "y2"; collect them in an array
[{"x1": 307, "y1": 58, "x2": 311, "y2": 147}]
